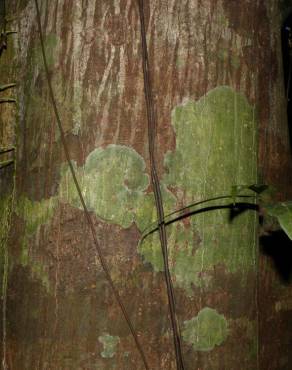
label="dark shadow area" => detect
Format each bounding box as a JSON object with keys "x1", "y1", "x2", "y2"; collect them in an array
[
  {"x1": 260, "y1": 230, "x2": 292, "y2": 283},
  {"x1": 281, "y1": 13, "x2": 292, "y2": 150}
]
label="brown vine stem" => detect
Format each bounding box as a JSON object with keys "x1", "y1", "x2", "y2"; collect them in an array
[
  {"x1": 33, "y1": 1, "x2": 149, "y2": 368},
  {"x1": 137, "y1": 1, "x2": 185, "y2": 369}
]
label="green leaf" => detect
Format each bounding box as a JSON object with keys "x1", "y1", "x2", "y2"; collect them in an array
[{"x1": 265, "y1": 202, "x2": 292, "y2": 240}]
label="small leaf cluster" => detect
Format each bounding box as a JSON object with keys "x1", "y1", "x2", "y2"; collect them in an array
[{"x1": 232, "y1": 184, "x2": 292, "y2": 240}]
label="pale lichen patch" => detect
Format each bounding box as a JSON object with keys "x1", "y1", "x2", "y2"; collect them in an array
[
  {"x1": 98, "y1": 334, "x2": 120, "y2": 359},
  {"x1": 139, "y1": 86, "x2": 257, "y2": 293},
  {"x1": 182, "y1": 307, "x2": 229, "y2": 351},
  {"x1": 59, "y1": 145, "x2": 150, "y2": 228},
  {"x1": 57, "y1": 87, "x2": 257, "y2": 295}
]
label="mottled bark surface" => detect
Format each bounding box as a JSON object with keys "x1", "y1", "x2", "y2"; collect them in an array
[
  {"x1": 257, "y1": 3, "x2": 292, "y2": 370},
  {"x1": 0, "y1": 0, "x2": 291, "y2": 369}
]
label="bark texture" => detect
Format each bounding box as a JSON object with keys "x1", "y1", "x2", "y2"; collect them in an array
[
  {"x1": 257, "y1": 3, "x2": 292, "y2": 370},
  {"x1": 0, "y1": 0, "x2": 291, "y2": 369}
]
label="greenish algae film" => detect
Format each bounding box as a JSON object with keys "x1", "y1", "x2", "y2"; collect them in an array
[
  {"x1": 98, "y1": 334, "x2": 120, "y2": 358},
  {"x1": 24, "y1": 33, "x2": 60, "y2": 151},
  {"x1": 0, "y1": 196, "x2": 13, "y2": 297},
  {"x1": 182, "y1": 307, "x2": 229, "y2": 351},
  {"x1": 32, "y1": 33, "x2": 58, "y2": 70},
  {"x1": 15, "y1": 195, "x2": 57, "y2": 235},
  {"x1": 14, "y1": 195, "x2": 57, "y2": 291},
  {"x1": 25, "y1": 32, "x2": 79, "y2": 140}
]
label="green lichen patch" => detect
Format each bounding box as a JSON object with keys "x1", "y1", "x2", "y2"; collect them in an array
[
  {"x1": 182, "y1": 307, "x2": 229, "y2": 351},
  {"x1": 57, "y1": 87, "x2": 257, "y2": 296},
  {"x1": 139, "y1": 214, "x2": 256, "y2": 294},
  {"x1": 164, "y1": 86, "x2": 257, "y2": 198},
  {"x1": 59, "y1": 145, "x2": 151, "y2": 228},
  {"x1": 15, "y1": 195, "x2": 58, "y2": 235},
  {"x1": 0, "y1": 195, "x2": 13, "y2": 295},
  {"x1": 98, "y1": 334, "x2": 120, "y2": 358},
  {"x1": 23, "y1": 33, "x2": 60, "y2": 151},
  {"x1": 24, "y1": 34, "x2": 64, "y2": 142},
  {"x1": 138, "y1": 86, "x2": 257, "y2": 292},
  {"x1": 14, "y1": 195, "x2": 57, "y2": 291},
  {"x1": 30, "y1": 261, "x2": 51, "y2": 292},
  {"x1": 51, "y1": 71, "x2": 82, "y2": 139},
  {"x1": 0, "y1": 195, "x2": 12, "y2": 244},
  {"x1": 189, "y1": 211, "x2": 256, "y2": 274},
  {"x1": 135, "y1": 183, "x2": 177, "y2": 232},
  {"x1": 173, "y1": 230, "x2": 209, "y2": 291},
  {"x1": 138, "y1": 221, "x2": 201, "y2": 293}
]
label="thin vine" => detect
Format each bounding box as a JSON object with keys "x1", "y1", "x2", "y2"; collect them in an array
[{"x1": 137, "y1": 1, "x2": 185, "y2": 368}]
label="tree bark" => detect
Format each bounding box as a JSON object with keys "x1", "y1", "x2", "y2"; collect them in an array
[{"x1": 0, "y1": 0, "x2": 291, "y2": 369}]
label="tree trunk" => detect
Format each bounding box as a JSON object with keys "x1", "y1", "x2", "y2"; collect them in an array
[{"x1": 0, "y1": 1, "x2": 291, "y2": 369}]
